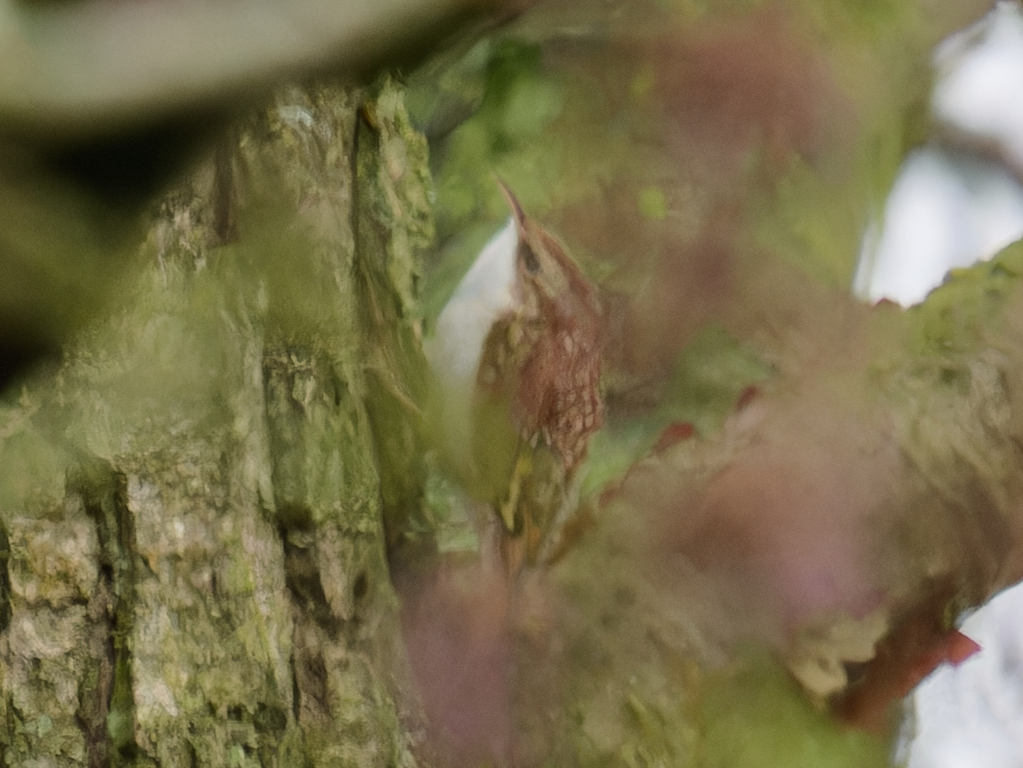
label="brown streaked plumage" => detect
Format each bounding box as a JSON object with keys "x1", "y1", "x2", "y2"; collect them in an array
[{"x1": 475, "y1": 183, "x2": 603, "y2": 568}]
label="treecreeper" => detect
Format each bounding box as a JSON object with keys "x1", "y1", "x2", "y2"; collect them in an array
[{"x1": 428, "y1": 181, "x2": 603, "y2": 574}]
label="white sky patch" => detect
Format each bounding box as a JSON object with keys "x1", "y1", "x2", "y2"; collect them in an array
[
  {"x1": 908, "y1": 585, "x2": 1023, "y2": 768},
  {"x1": 934, "y1": 1, "x2": 1023, "y2": 168},
  {"x1": 855, "y1": 1, "x2": 1023, "y2": 307},
  {"x1": 855, "y1": 149, "x2": 1023, "y2": 305}
]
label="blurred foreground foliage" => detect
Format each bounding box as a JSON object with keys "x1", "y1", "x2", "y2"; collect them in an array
[
  {"x1": 405, "y1": 2, "x2": 1021, "y2": 767},
  {"x1": 409, "y1": 0, "x2": 996, "y2": 550},
  {"x1": 412, "y1": 0, "x2": 990, "y2": 320}
]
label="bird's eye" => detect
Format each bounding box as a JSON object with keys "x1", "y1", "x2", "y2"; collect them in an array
[{"x1": 521, "y1": 245, "x2": 540, "y2": 274}]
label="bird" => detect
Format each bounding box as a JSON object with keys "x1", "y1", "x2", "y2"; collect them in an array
[{"x1": 427, "y1": 181, "x2": 603, "y2": 572}]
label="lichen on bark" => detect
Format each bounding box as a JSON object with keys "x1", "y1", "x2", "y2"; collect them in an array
[{"x1": 0, "y1": 76, "x2": 431, "y2": 767}]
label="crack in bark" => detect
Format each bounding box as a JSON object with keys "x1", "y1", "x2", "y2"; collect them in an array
[
  {"x1": 68, "y1": 455, "x2": 140, "y2": 767},
  {"x1": 0, "y1": 523, "x2": 11, "y2": 635}
]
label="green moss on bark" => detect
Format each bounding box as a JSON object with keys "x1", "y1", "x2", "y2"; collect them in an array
[{"x1": 0, "y1": 78, "x2": 430, "y2": 767}]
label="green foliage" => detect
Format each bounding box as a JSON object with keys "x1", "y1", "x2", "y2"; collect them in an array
[
  {"x1": 661, "y1": 325, "x2": 774, "y2": 434},
  {"x1": 411, "y1": 37, "x2": 573, "y2": 323},
  {"x1": 580, "y1": 325, "x2": 771, "y2": 497},
  {"x1": 411, "y1": 38, "x2": 549, "y2": 217}
]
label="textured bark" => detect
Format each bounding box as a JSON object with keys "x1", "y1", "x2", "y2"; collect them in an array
[{"x1": 0, "y1": 77, "x2": 430, "y2": 767}]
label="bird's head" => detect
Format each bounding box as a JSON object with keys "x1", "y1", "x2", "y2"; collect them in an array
[{"x1": 496, "y1": 180, "x2": 599, "y2": 323}]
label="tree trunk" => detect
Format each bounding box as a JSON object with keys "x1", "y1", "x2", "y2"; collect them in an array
[{"x1": 0, "y1": 77, "x2": 430, "y2": 768}]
